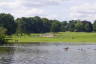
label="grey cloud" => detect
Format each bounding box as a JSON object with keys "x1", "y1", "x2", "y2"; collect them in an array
[
  {"x1": 78, "y1": 11, "x2": 96, "y2": 15},
  {"x1": 20, "y1": 0, "x2": 65, "y2": 7}
]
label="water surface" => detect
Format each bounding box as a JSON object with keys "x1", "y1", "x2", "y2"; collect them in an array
[{"x1": 0, "y1": 43, "x2": 96, "y2": 64}]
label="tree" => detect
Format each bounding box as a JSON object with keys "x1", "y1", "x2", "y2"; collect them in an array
[
  {"x1": 60, "y1": 21, "x2": 67, "y2": 32},
  {"x1": 93, "y1": 20, "x2": 96, "y2": 32},
  {"x1": 82, "y1": 21, "x2": 93, "y2": 32},
  {"x1": 16, "y1": 17, "x2": 33, "y2": 34},
  {"x1": 42, "y1": 18, "x2": 52, "y2": 32},
  {"x1": 0, "y1": 27, "x2": 7, "y2": 44},
  {"x1": 74, "y1": 20, "x2": 83, "y2": 32},
  {"x1": 32, "y1": 16, "x2": 44, "y2": 33},
  {"x1": 67, "y1": 20, "x2": 76, "y2": 32},
  {"x1": 0, "y1": 13, "x2": 16, "y2": 35},
  {"x1": 16, "y1": 18, "x2": 24, "y2": 35},
  {"x1": 0, "y1": 27, "x2": 7, "y2": 35},
  {"x1": 50, "y1": 20, "x2": 61, "y2": 32}
]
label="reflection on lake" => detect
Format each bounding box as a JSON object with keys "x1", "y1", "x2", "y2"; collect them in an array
[
  {"x1": 0, "y1": 46, "x2": 14, "y2": 64},
  {"x1": 0, "y1": 43, "x2": 96, "y2": 64}
]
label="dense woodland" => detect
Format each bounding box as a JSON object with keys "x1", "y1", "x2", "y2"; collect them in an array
[{"x1": 0, "y1": 13, "x2": 96, "y2": 35}]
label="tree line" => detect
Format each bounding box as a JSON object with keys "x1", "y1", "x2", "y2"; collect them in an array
[{"x1": 0, "y1": 13, "x2": 96, "y2": 35}]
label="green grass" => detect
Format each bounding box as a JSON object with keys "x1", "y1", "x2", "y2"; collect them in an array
[{"x1": 8, "y1": 32, "x2": 96, "y2": 43}]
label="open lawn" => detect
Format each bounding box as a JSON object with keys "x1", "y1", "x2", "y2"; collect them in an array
[{"x1": 8, "y1": 32, "x2": 96, "y2": 43}]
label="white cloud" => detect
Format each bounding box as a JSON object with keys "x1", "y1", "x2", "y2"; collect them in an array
[
  {"x1": 0, "y1": 0, "x2": 20, "y2": 8},
  {"x1": 0, "y1": 0, "x2": 96, "y2": 22},
  {"x1": 0, "y1": 0, "x2": 45, "y2": 18},
  {"x1": 0, "y1": 0, "x2": 70, "y2": 17},
  {"x1": 19, "y1": 0, "x2": 66, "y2": 8},
  {"x1": 69, "y1": 3, "x2": 96, "y2": 21},
  {"x1": 0, "y1": 0, "x2": 66, "y2": 18},
  {"x1": 13, "y1": 8, "x2": 44, "y2": 17}
]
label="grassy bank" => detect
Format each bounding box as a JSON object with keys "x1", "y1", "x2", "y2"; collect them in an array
[{"x1": 7, "y1": 32, "x2": 96, "y2": 43}]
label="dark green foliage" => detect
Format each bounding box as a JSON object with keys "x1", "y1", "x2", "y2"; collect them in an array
[
  {"x1": 42, "y1": 18, "x2": 52, "y2": 32},
  {"x1": 93, "y1": 20, "x2": 96, "y2": 32},
  {"x1": 15, "y1": 17, "x2": 94, "y2": 33},
  {"x1": 66, "y1": 20, "x2": 93, "y2": 32},
  {"x1": 75, "y1": 20, "x2": 83, "y2": 32},
  {"x1": 0, "y1": 13, "x2": 95, "y2": 35},
  {"x1": 75, "y1": 20, "x2": 93, "y2": 32},
  {"x1": 82, "y1": 21, "x2": 93, "y2": 32},
  {"x1": 32, "y1": 16, "x2": 44, "y2": 33},
  {"x1": 67, "y1": 20, "x2": 77, "y2": 32},
  {"x1": 0, "y1": 36, "x2": 7, "y2": 45},
  {"x1": 16, "y1": 16, "x2": 44, "y2": 33},
  {"x1": 0, "y1": 13, "x2": 95, "y2": 44},
  {"x1": 0, "y1": 27, "x2": 8, "y2": 44},
  {"x1": 60, "y1": 21, "x2": 67, "y2": 32},
  {"x1": 0, "y1": 13, "x2": 16, "y2": 35},
  {"x1": 50, "y1": 20, "x2": 61, "y2": 32}
]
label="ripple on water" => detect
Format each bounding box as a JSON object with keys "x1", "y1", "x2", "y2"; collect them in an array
[{"x1": 0, "y1": 44, "x2": 96, "y2": 64}]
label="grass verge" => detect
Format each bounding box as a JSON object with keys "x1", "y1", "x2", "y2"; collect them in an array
[{"x1": 7, "y1": 32, "x2": 96, "y2": 44}]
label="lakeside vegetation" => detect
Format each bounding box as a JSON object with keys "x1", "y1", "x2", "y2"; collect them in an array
[
  {"x1": 8, "y1": 32, "x2": 96, "y2": 43},
  {"x1": 0, "y1": 13, "x2": 96, "y2": 44}
]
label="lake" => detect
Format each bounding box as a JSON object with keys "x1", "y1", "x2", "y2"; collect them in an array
[{"x1": 0, "y1": 43, "x2": 96, "y2": 64}]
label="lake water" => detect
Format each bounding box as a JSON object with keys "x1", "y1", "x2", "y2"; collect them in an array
[{"x1": 0, "y1": 43, "x2": 96, "y2": 64}]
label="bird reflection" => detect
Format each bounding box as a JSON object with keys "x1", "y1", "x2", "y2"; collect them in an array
[{"x1": 64, "y1": 47, "x2": 69, "y2": 51}]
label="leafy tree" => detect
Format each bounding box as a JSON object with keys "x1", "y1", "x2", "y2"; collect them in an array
[
  {"x1": 42, "y1": 18, "x2": 52, "y2": 32},
  {"x1": 67, "y1": 20, "x2": 76, "y2": 32},
  {"x1": 32, "y1": 16, "x2": 44, "y2": 33},
  {"x1": 0, "y1": 27, "x2": 7, "y2": 44},
  {"x1": 0, "y1": 13, "x2": 16, "y2": 35},
  {"x1": 93, "y1": 20, "x2": 96, "y2": 32},
  {"x1": 82, "y1": 21, "x2": 93, "y2": 32},
  {"x1": 60, "y1": 21, "x2": 67, "y2": 32},
  {"x1": 0, "y1": 13, "x2": 93, "y2": 34},
  {"x1": 16, "y1": 18, "x2": 24, "y2": 35},
  {"x1": 75, "y1": 20, "x2": 83, "y2": 32},
  {"x1": 50, "y1": 20, "x2": 61, "y2": 32},
  {"x1": 16, "y1": 17, "x2": 33, "y2": 35},
  {"x1": 0, "y1": 27, "x2": 7, "y2": 35}
]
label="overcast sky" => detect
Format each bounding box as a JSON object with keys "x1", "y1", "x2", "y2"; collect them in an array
[{"x1": 0, "y1": 0, "x2": 96, "y2": 22}]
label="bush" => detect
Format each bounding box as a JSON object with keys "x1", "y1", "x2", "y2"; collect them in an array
[{"x1": 0, "y1": 35, "x2": 8, "y2": 45}]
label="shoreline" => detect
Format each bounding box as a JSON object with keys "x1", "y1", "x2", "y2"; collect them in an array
[
  {"x1": 8, "y1": 42, "x2": 96, "y2": 44},
  {"x1": 7, "y1": 32, "x2": 96, "y2": 44}
]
